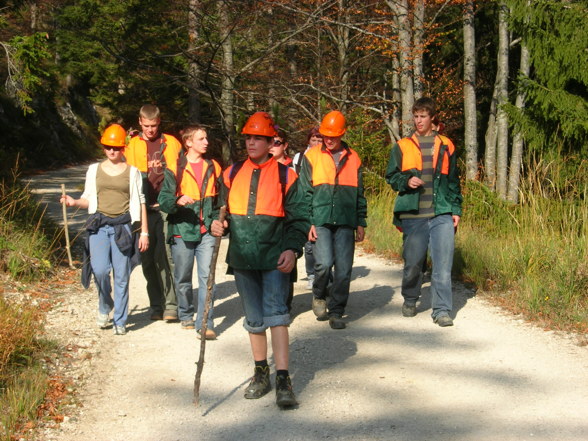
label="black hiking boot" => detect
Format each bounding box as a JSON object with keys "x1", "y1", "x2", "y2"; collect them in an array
[
  {"x1": 244, "y1": 366, "x2": 271, "y2": 399},
  {"x1": 312, "y1": 297, "x2": 328, "y2": 320},
  {"x1": 402, "y1": 302, "x2": 417, "y2": 317},
  {"x1": 275, "y1": 375, "x2": 298, "y2": 408}
]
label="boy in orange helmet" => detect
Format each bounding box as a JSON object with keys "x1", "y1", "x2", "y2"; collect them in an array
[
  {"x1": 211, "y1": 112, "x2": 308, "y2": 408},
  {"x1": 298, "y1": 110, "x2": 367, "y2": 330}
]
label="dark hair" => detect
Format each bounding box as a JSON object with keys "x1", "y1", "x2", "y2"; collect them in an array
[
  {"x1": 431, "y1": 116, "x2": 445, "y2": 133},
  {"x1": 306, "y1": 126, "x2": 321, "y2": 144},
  {"x1": 275, "y1": 128, "x2": 288, "y2": 143},
  {"x1": 412, "y1": 97, "x2": 436, "y2": 117}
]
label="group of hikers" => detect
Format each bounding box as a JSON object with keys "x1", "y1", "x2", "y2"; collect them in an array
[{"x1": 61, "y1": 96, "x2": 463, "y2": 409}]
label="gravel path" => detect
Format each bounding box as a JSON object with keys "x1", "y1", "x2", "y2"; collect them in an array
[{"x1": 25, "y1": 164, "x2": 588, "y2": 441}]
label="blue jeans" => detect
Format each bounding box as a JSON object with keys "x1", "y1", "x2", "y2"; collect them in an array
[
  {"x1": 312, "y1": 225, "x2": 355, "y2": 317},
  {"x1": 401, "y1": 215, "x2": 455, "y2": 318},
  {"x1": 89, "y1": 224, "x2": 132, "y2": 327},
  {"x1": 304, "y1": 240, "x2": 315, "y2": 277},
  {"x1": 234, "y1": 269, "x2": 290, "y2": 333},
  {"x1": 171, "y1": 234, "x2": 216, "y2": 330}
]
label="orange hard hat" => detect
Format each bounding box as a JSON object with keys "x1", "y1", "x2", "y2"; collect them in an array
[
  {"x1": 319, "y1": 110, "x2": 346, "y2": 137},
  {"x1": 100, "y1": 124, "x2": 126, "y2": 147},
  {"x1": 241, "y1": 112, "x2": 277, "y2": 137}
]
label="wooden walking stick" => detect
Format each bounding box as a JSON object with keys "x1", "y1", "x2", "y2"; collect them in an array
[
  {"x1": 61, "y1": 184, "x2": 74, "y2": 268},
  {"x1": 194, "y1": 206, "x2": 227, "y2": 406}
]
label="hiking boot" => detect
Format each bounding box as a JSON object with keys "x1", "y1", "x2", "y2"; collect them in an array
[
  {"x1": 312, "y1": 297, "x2": 328, "y2": 320},
  {"x1": 244, "y1": 366, "x2": 271, "y2": 399},
  {"x1": 181, "y1": 320, "x2": 195, "y2": 330},
  {"x1": 197, "y1": 329, "x2": 217, "y2": 340},
  {"x1": 150, "y1": 311, "x2": 163, "y2": 321},
  {"x1": 329, "y1": 315, "x2": 346, "y2": 330},
  {"x1": 113, "y1": 325, "x2": 127, "y2": 335},
  {"x1": 96, "y1": 312, "x2": 109, "y2": 329},
  {"x1": 402, "y1": 302, "x2": 417, "y2": 317},
  {"x1": 164, "y1": 309, "x2": 178, "y2": 322},
  {"x1": 434, "y1": 314, "x2": 454, "y2": 327},
  {"x1": 275, "y1": 375, "x2": 298, "y2": 408}
]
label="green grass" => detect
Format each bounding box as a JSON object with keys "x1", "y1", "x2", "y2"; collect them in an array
[
  {"x1": 0, "y1": 165, "x2": 59, "y2": 281},
  {"x1": 365, "y1": 156, "x2": 588, "y2": 333},
  {"x1": 0, "y1": 165, "x2": 63, "y2": 440}
]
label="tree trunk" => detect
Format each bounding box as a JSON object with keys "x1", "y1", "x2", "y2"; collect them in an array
[
  {"x1": 463, "y1": 0, "x2": 478, "y2": 181},
  {"x1": 413, "y1": 0, "x2": 425, "y2": 100},
  {"x1": 507, "y1": 42, "x2": 530, "y2": 203},
  {"x1": 218, "y1": 1, "x2": 236, "y2": 164},
  {"x1": 334, "y1": 0, "x2": 351, "y2": 110},
  {"x1": 391, "y1": 0, "x2": 414, "y2": 137},
  {"x1": 495, "y1": 1, "x2": 510, "y2": 199},
  {"x1": 390, "y1": 53, "x2": 401, "y2": 141},
  {"x1": 188, "y1": 0, "x2": 202, "y2": 122}
]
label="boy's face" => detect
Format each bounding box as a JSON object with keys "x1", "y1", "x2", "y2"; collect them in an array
[
  {"x1": 413, "y1": 110, "x2": 433, "y2": 136},
  {"x1": 245, "y1": 135, "x2": 271, "y2": 164},
  {"x1": 139, "y1": 117, "x2": 161, "y2": 141},
  {"x1": 323, "y1": 135, "x2": 342, "y2": 151},
  {"x1": 186, "y1": 129, "x2": 208, "y2": 157}
]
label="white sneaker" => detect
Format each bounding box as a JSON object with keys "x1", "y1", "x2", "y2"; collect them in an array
[
  {"x1": 114, "y1": 325, "x2": 126, "y2": 335},
  {"x1": 96, "y1": 312, "x2": 109, "y2": 329}
]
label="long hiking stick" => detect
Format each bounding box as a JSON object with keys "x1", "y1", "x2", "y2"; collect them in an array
[
  {"x1": 194, "y1": 206, "x2": 227, "y2": 406},
  {"x1": 61, "y1": 184, "x2": 74, "y2": 268}
]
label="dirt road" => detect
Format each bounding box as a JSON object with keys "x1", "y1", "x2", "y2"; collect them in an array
[{"x1": 26, "y1": 164, "x2": 588, "y2": 441}]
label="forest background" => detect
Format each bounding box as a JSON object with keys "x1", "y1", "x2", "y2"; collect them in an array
[{"x1": 0, "y1": 1, "x2": 587, "y2": 437}]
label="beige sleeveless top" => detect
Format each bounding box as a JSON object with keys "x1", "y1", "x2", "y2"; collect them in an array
[{"x1": 96, "y1": 162, "x2": 130, "y2": 217}]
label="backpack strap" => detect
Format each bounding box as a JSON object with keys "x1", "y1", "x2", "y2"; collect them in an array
[
  {"x1": 277, "y1": 162, "x2": 289, "y2": 198},
  {"x1": 228, "y1": 160, "x2": 245, "y2": 185}
]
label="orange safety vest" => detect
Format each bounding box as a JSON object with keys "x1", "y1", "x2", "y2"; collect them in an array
[
  {"x1": 397, "y1": 134, "x2": 454, "y2": 175},
  {"x1": 304, "y1": 145, "x2": 361, "y2": 187},
  {"x1": 222, "y1": 158, "x2": 297, "y2": 217}
]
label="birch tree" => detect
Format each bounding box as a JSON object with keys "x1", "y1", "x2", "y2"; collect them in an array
[
  {"x1": 463, "y1": 0, "x2": 478, "y2": 181},
  {"x1": 495, "y1": 1, "x2": 510, "y2": 199},
  {"x1": 507, "y1": 43, "x2": 529, "y2": 203}
]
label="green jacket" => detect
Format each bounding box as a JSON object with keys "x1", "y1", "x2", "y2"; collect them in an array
[
  {"x1": 219, "y1": 158, "x2": 309, "y2": 271},
  {"x1": 298, "y1": 142, "x2": 367, "y2": 229},
  {"x1": 158, "y1": 158, "x2": 221, "y2": 242},
  {"x1": 385, "y1": 134, "x2": 462, "y2": 226}
]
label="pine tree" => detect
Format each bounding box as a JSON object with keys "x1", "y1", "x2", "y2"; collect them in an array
[{"x1": 506, "y1": 0, "x2": 588, "y2": 154}]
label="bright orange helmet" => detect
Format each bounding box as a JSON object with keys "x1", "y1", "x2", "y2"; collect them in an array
[
  {"x1": 319, "y1": 110, "x2": 346, "y2": 137},
  {"x1": 241, "y1": 112, "x2": 277, "y2": 137},
  {"x1": 100, "y1": 124, "x2": 126, "y2": 147}
]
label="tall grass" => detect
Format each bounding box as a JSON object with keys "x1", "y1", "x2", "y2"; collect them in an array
[
  {"x1": 366, "y1": 155, "x2": 588, "y2": 332},
  {"x1": 1, "y1": 164, "x2": 62, "y2": 439},
  {"x1": 0, "y1": 297, "x2": 48, "y2": 441},
  {"x1": 0, "y1": 166, "x2": 58, "y2": 281}
]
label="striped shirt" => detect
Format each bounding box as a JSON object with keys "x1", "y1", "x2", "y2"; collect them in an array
[{"x1": 400, "y1": 135, "x2": 435, "y2": 220}]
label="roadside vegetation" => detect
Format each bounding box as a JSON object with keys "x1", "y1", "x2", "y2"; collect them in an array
[
  {"x1": 0, "y1": 165, "x2": 63, "y2": 440},
  {"x1": 365, "y1": 154, "x2": 588, "y2": 334}
]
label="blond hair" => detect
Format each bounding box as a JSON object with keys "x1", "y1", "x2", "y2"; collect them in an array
[
  {"x1": 139, "y1": 104, "x2": 160, "y2": 120},
  {"x1": 180, "y1": 124, "x2": 207, "y2": 147}
]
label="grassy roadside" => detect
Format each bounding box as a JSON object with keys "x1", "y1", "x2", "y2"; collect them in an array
[
  {"x1": 364, "y1": 156, "x2": 588, "y2": 335},
  {"x1": 0, "y1": 168, "x2": 65, "y2": 440}
]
